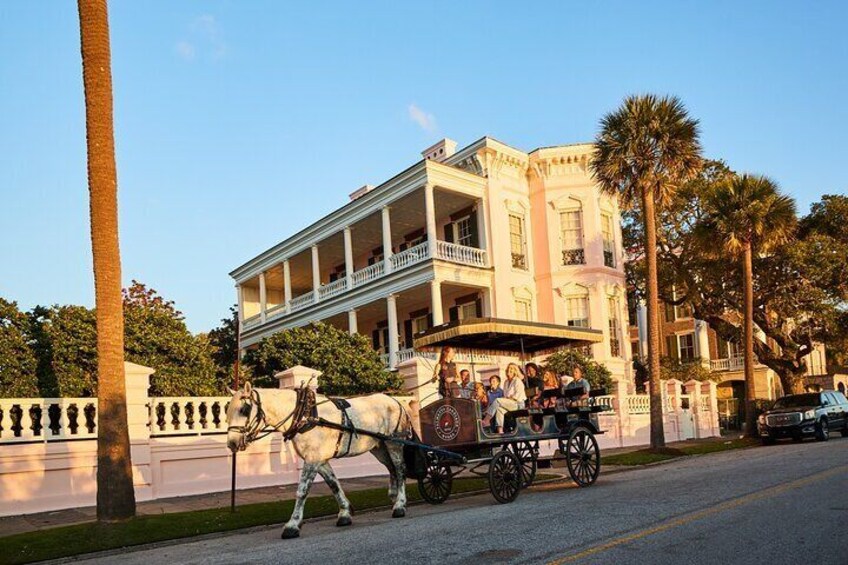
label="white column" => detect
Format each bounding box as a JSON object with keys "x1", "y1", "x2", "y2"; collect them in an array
[
  {"x1": 259, "y1": 272, "x2": 267, "y2": 323},
  {"x1": 431, "y1": 279, "x2": 444, "y2": 325},
  {"x1": 348, "y1": 309, "x2": 358, "y2": 335},
  {"x1": 695, "y1": 320, "x2": 711, "y2": 368},
  {"x1": 387, "y1": 295, "x2": 399, "y2": 368},
  {"x1": 283, "y1": 260, "x2": 292, "y2": 310},
  {"x1": 237, "y1": 284, "x2": 245, "y2": 323},
  {"x1": 636, "y1": 300, "x2": 648, "y2": 359},
  {"x1": 476, "y1": 198, "x2": 488, "y2": 264},
  {"x1": 381, "y1": 206, "x2": 393, "y2": 273},
  {"x1": 343, "y1": 226, "x2": 354, "y2": 287},
  {"x1": 311, "y1": 244, "x2": 320, "y2": 301},
  {"x1": 425, "y1": 183, "x2": 437, "y2": 258}
]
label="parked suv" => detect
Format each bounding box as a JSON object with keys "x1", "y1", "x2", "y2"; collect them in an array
[{"x1": 757, "y1": 390, "x2": 848, "y2": 444}]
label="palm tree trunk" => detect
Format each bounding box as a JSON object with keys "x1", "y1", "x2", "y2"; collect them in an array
[
  {"x1": 742, "y1": 242, "x2": 758, "y2": 438},
  {"x1": 642, "y1": 188, "x2": 665, "y2": 448},
  {"x1": 78, "y1": 0, "x2": 136, "y2": 521}
]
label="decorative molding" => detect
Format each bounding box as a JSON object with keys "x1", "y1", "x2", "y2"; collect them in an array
[
  {"x1": 504, "y1": 198, "x2": 528, "y2": 215},
  {"x1": 512, "y1": 285, "x2": 534, "y2": 300},
  {"x1": 549, "y1": 192, "x2": 587, "y2": 210},
  {"x1": 555, "y1": 281, "x2": 591, "y2": 298}
]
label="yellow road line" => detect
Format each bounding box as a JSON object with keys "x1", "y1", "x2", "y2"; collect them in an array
[{"x1": 548, "y1": 464, "x2": 848, "y2": 564}]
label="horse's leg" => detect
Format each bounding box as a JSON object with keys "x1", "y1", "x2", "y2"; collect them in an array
[
  {"x1": 282, "y1": 463, "x2": 319, "y2": 539},
  {"x1": 316, "y1": 462, "x2": 353, "y2": 527},
  {"x1": 386, "y1": 442, "x2": 408, "y2": 518},
  {"x1": 370, "y1": 444, "x2": 397, "y2": 503}
]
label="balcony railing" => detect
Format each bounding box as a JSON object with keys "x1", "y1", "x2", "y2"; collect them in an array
[
  {"x1": 511, "y1": 253, "x2": 527, "y2": 270},
  {"x1": 603, "y1": 249, "x2": 616, "y2": 268},
  {"x1": 351, "y1": 262, "x2": 385, "y2": 287},
  {"x1": 710, "y1": 356, "x2": 746, "y2": 371},
  {"x1": 266, "y1": 303, "x2": 286, "y2": 318},
  {"x1": 390, "y1": 242, "x2": 429, "y2": 271},
  {"x1": 386, "y1": 348, "x2": 494, "y2": 367},
  {"x1": 318, "y1": 278, "x2": 348, "y2": 301},
  {"x1": 289, "y1": 291, "x2": 315, "y2": 312},
  {"x1": 435, "y1": 241, "x2": 487, "y2": 267},
  {"x1": 562, "y1": 248, "x2": 585, "y2": 266}
]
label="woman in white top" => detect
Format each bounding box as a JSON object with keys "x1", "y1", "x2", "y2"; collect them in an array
[{"x1": 481, "y1": 363, "x2": 527, "y2": 433}]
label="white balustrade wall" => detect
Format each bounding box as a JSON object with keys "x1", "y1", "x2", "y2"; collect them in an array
[{"x1": 0, "y1": 362, "x2": 720, "y2": 518}]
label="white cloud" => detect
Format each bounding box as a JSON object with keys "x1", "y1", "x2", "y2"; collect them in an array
[
  {"x1": 408, "y1": 104, "x2": 437, "y2": 133},
  {"x1": 175, "y1": 41, "x2": 196, "y2": 61},
  {"x1": 175, "y1": 14, "x2": 227, "y2": 63}
]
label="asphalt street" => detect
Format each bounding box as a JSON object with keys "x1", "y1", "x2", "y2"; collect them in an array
[{"x1": 75, "y1": 438, "x2": 848, "y2": 565}]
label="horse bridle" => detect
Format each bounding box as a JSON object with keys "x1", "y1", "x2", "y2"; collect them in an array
[{"x1": 227, "y1": 384, "x2": 314, "y2": 452}]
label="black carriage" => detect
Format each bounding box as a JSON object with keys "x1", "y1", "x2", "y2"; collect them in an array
[{"x1": 404, "y1": 318, "x2": 610, "y2": 504}]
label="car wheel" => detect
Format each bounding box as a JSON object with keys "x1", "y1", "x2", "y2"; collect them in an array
[{"x1": 815, "y1": 419, "x2": 829, "y2": 442}]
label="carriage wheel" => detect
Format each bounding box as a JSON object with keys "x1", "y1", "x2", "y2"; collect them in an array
[
  {"x1": 417, "y1": 452, "x2": 452, "y2": 504},
  {"x1": 565, "y1": 427, "x2": 600, "y2": 487},
  {"x1": 488, "y1": 449, "x2": 521, "y2": 504},
  {"x1": 510, "y1": 442, "x2": 537, "y2": 488}
]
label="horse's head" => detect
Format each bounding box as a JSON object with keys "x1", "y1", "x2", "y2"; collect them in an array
[{"x1": 226, "y1": 382, "x2": 263, "y2": 452}]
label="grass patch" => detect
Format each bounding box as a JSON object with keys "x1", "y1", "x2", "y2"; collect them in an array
[
  {"x1": 2, "y1": 474, "x2": 557, "y2": 564},
  {"x1": 602, "y1": 437, "x2": 759, "y2": 466}
]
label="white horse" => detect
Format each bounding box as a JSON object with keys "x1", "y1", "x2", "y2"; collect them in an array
[{"x1": 226, "y1": 383, "x2": 413, "y2": 539}]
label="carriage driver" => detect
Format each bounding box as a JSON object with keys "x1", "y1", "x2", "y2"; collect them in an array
[{"x1": 481, "y1": 363, "x2": 527, "y2": 433}]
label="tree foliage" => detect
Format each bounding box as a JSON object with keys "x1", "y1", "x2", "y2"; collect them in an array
[
  {"x1": 659, "y1": 357, "x2": 720, "y2": 382},
  {"x1": 208, "y1": 305, "x2": 239, "y2": 387},
  {"x1": 0, "y1": 299, "x2": 39, "y2": 397},
  {"x1": 243, "y1": 322, "x2": 403, "y2": 396},
  {"x1": 543, "y1": 348, "x2": 614, "y2": 392}
]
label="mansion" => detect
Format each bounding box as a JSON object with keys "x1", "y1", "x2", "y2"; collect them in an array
[{"x1": 230, "y1": 136, "x2": 631, "y2": 382}]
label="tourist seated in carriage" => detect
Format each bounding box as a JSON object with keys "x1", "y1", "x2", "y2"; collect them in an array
[
  {"x1": 564, "y1": 365, "x2": 590, "y2": 406},
  {"x1": 524, "y1": 362, "x2": 543, "y2": 405},
  {"x1": 474, "y1": 382, "x2": 489, "y2": 408},
  {"x1": 535, "y1": 367, "x2": 561, "y2": 409},
  {"x1": 458, "y1": 369, "x2": 474, "y2": 399},
  {"x1": 486, "y1": 375, "x2": 504, "y2": 407},
  {"x1": 481, "y1": 363, "x2": 527, "y2": 433}
]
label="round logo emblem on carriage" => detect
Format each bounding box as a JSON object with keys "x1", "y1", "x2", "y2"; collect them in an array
[{"x1": 434, "y1": 404, "x2": 461, "y2": 441}]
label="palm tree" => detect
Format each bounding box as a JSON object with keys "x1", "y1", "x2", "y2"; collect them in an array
[
  {"x1": 591, "y1": 95, "x2": 702, "y2": 449},
  {"x1": 77, "y1": 0, "x2": 136, "y2": 520},
  {"x1": 700, "y1": 174, "x2": 796, "y2": 436}
]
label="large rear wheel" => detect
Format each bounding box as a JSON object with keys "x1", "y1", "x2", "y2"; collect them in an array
[
  {"x1": 417, "y1": 452, "x2": 452, "y2": 504},
  {"x1": 488, "y1": 449, "x2": 521, "y2": 504},
  {"x1": 565, "y1": 426, "x2": 600, "y2": 487}
]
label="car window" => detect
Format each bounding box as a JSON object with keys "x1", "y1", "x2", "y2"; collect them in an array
[
  {"x1": 821, "y1": 393, "x2": 830, "y2": 406},
  {"x1": 834, "y1": 391, "x2": 848, "y2": 404},
  {"x1": 825, "y1": 392, "x2": 841, "y2": 406},
  {"x1": 772, "y1": 394, "x2": 820, "y2": 408}
]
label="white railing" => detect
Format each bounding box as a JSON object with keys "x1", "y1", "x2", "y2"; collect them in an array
[
  {"x1": 593, "y1": 395, "x2": 616, "y2": 412},
  {"x1": 390, "y1": 242, "x2": 430, "y2": 271},
  {"x1": 289, "y1": 291, "x2": 316, "y2": 312},
  {"x1": 351, "y1": 262, "x2": 385, "y2": 288},
  {"x1": 318, "y1": 278, "x2": 348, "y2": 301},
  {"x1": 435, "y1": 240, "x2": 487, "y2": 267},
  {"x1": 242, "y1": 314, "x2": 261, "y2": 328},
  {"x1": 266, "y1": 303, "x2": 286, "y2": 318},
  {"x1": 0, "y1": 398, "x2": 98, "y2": 444},
  {"x1": 453, "y1": 352, "x2": 495, "y2": 364},
  {"x1": 386, "y1": 348, "x2": 493, "y2": 367},
  {"x1": 148, "y1": 397, "x2": 230, "y2": 436},
  {"x1": 626, "y1": 395, "x2": 651, "y2": 414},
  {"x1": 710, "y1": 356, "x2": 745, "y2": 371}
]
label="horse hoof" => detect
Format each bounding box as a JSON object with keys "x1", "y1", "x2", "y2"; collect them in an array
[
  {"x1": 392, "y1": 508, "x2": 406, "y2": 518},
  {"x1": 336, "y1": 515, "x2": 352, "y2": 527},
  {"x1": 281, "y1": 527, "x2": 300, "y2": 539}
]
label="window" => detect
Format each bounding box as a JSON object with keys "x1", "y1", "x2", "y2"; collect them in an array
[
  {"x1": 601, "y1": 213, "x2": 616, "y2": 268},
  {"x1": 514, "y1": 299, "x2": 532, "y2": 321},
  {"x1": 678, "y1": 333, "x2": 695, "y2": 361},
  {"x1": 411, "y1": 314, "x2": 429, "y2": 335},
  {"x1": 607, "y1": 296, "x2": 621, "y2": 357},
  {"x1": 509, "y1": 214, "x2": 527, "y2": 269},
  {"x1": 723, "y1": 339, "x2": 741, "y2": 359},
  {"x1": 559, "y1": 210, "x2": 585, "y2": 265},
  {"x1": 454, "y1": 216, "x2": 473, "y2": 247},
  {"x1": 664, "y1": 301, "x2": 676, "y2": 322},
  {"x1": 566, "y1": 296, "x2": 590, "y2": 328},
  {"x1": 459, "y1": 301, "x2": 478, "y2": 320}
]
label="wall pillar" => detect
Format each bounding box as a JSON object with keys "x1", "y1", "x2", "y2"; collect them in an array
[
  {"x1": 124, "y1": 361, "x2": 154, "y2": 502},
  {"x1": 311, "y1": 245, "x2": 320, "y2": 301},
  {"x1": 381, "y1": 206, "x2": 393, "y2": 273},
  {"x1": 276, "y1": 365, "x2": 322, "y2": 390},
  {"x1": 237, "y1": 284, "x2": 245, "y2": 323},
  {"x1": 430, "y1": 279, "x2": 443, "y2": 326},
  {"x1": 348, "y1": 309, "x2": 358, "y2": 335},
  {"x1": 424, "y1": 183, "x2": 437, "y2": 257},
  {"x1": 343, "y1": 226, "x2": 354, "y2": 288},
  {"x1": 259, "y1": 272, "x2": 267, "y2": 323},
  {"x1": 387, "y1": 294, "x2": 399, "y2": 368},
  {"x1": 283, "y1": 259, "x2": 292, "y2": 310},
  {"x1": 695, "y1": 320, "x2": 711, "y2": 368}
]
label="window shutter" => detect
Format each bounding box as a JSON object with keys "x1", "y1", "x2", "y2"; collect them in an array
[
  {"x1": 368, "y1": 256, "x2": 375, "y2": 266},
  {"x1": 372, "y1": 330, "x2": 380, "y2": 350},
  {"x1": 444, "y1": 222, "x2": 454, "y2": 243},
  {"x1": 666, "y1": 336, "x2": 678, "y2": 360},
  {"x1": 404, "y1": 320, "x2": 413, "y2": 348},
  {"x1": 475, "y1": 298, "x2": 483, "y2": 318},
  {"x1": 665, "y1": 302, "x2": 676, "y2": 322},
  {"x1": 468, "y1": 212, "x2": 479, "y2": 248},
  {"x1": 399, "y1": 242, "x2": 408, "y2": 252},
  {"x1": 449, "y1": 306, "x2": 459, "y2": 322},
  {"x1": 426, "y1": 313, "x2": 434, "y2": 328}
]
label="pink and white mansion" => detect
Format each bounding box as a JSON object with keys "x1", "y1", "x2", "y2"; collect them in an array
[{"x1": 230, "y1": 137, "x2": 632, "y2": 382}]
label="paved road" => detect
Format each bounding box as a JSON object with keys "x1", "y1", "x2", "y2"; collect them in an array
[{"x1": 78, "y1": 438, "x2": 848, "y2": 565}]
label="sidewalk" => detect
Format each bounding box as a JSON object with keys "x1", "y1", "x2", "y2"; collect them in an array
[{"x1": 0, "y1": 435, "x2": 739, "y2": 539}]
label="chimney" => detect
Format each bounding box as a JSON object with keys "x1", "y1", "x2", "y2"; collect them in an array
[
  {"x1": 349, "y1": 184, "x2": 375, "y2": 201},
  {"x1": 421, "y1": 138, "x2": 457, "y2": 163}
]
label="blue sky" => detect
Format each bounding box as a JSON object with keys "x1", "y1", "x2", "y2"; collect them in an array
[{"x1": 1, "y1": 1, "x2": 846, "y2": 333}]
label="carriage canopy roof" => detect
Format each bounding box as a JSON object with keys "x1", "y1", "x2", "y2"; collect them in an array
[{"x1": 412, "y1": 317, "x2": 603, "y2": 356}]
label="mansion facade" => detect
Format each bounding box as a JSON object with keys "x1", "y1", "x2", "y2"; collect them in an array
[{"x1": 230, "y1": 136, "x2": 631, "y2": 382}]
